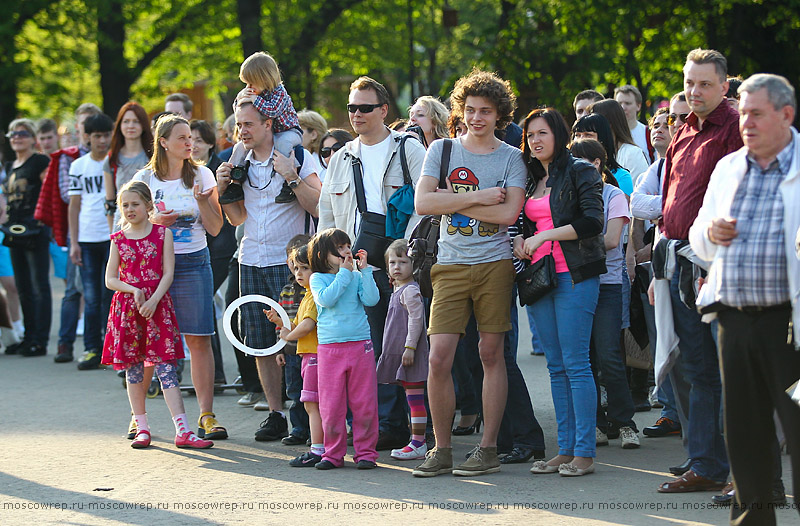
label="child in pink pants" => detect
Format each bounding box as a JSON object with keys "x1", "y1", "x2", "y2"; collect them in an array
[{"x1": 308, "y1": 228, "x2": 380, "y2": 470}]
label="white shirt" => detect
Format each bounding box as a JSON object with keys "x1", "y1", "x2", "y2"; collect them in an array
[
  {"x1": 359, "y1": 134, "x2": 393, "y2": 216},
  {"x1": 617, "y1": 142, "x2": 650, "y2": 186},
  {"x1": 239, "y1": 147, "x2": 319, "y2": 267},
  {"x1": 630, "y1": 121, "x2": 652, "y2": 163},
  {"x1": 68, "y1": 154, "x2": 110, "y2": 243},
  {"x1": 132, "y1": 166, "x2": 216, "y2": 254}
]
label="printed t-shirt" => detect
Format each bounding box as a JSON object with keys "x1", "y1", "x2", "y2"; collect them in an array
[{"x1": 68, "y1": 154, "x2": 111, "y2": 243}]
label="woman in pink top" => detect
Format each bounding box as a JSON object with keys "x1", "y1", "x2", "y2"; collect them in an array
[{"x1": 513, "y1": 108, "x2": 605, "y2": 477}]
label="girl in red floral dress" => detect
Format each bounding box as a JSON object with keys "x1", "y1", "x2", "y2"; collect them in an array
[{"x1": 102, "y1": 180, "x2": 212, "y2": 449}]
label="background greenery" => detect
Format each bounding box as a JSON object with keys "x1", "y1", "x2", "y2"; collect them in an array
[{"x1": 3, "y1": 0, "x2": 800, "y2": 137}]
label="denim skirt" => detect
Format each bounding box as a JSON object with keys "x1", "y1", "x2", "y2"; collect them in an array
[{"x1": 171, "y1": 247, "x2": 214, "y2": 335}]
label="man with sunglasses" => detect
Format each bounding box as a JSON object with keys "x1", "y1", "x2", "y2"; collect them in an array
[
  {"x1": 318, "y1": 76, "x2": 426, "y2": 451},
  {"x1": 217, "y1": 101, "x2": 322, "y2": 443},
  {"x1": 654, "y1": 48, "x2": 743, "y2": 495}
]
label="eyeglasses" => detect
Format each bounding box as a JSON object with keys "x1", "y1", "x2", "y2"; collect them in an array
[
  {"x1": 6, "y1": 130, "x2": 32, "y2": 139},
  {"x1": 320, "y1": 142, "x2": 346, "y2": 158},
  {"x1": 347, "y1": 103, "x2": 384, "y2": 114},
  {"x1": 667, "y1": 113, "x2": 690, "y2": 126}
]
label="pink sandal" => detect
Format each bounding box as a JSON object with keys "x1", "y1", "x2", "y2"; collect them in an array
[
  {"x1": 175, "y1": 431, "x2": 213, "y2": 449},
  {"x1": 131, "y1": 430, "x2": 151, "y2": 449}
]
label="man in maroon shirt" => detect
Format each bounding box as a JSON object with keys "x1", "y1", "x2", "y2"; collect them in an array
[{"x1": 656, "y1": 49, "x2": 743, "y2": 494}]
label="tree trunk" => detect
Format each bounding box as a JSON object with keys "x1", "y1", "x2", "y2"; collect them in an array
[
  {"x1": 238, "y1": 0, "x2": 263, "y2": 58},
  {"x1": 97, "y1": 0, "x2": 132, "y2": 118}
]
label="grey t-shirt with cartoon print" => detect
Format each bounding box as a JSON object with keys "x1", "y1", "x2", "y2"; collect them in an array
[{"x1": 421, "y1": 138, "x2": 527, "y2": 265}]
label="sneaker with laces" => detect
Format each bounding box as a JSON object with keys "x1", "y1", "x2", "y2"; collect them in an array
[
  {"x1": 175, "y1": 431, "x2": 213, "y2": 449},
  {"x1": 596, "y1": 427, "x2": 609, "y2": 446},
  {"x1": 237, "y1": 392, "x2": 264, "y2": 406},
  {"x1": 619, "y1": 426, "x2": 640, "y2": 449},
  {"x1": 391, "y1": 442, "x2": 427, "y2": 460},
  {"x1": 412, "y1": 447, "x2": 453, "y2": 477},
  {"x1": 289, "y1": 451, "x2": 323, "y2": 467},
  {"x1": 77, "y1": 351, "x2": 102, "y2": 370},
  {"x1": 643, "y1": 417, "x2": 682, "y2": 437},
  {"x1": 453, "y1": 446, "x2": 500, "y2": 476},
  {"x1": 255, "y1": 411, "x2": 288, "y2": 441}
]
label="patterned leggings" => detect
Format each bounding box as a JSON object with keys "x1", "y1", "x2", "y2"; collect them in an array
[{"x1": 125, "y1": 362, "x2": 180, "y2": 390}]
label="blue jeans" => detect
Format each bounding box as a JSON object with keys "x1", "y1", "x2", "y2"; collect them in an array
[
  {"x1": 668, "y1": 272, "x2": 728, "y2": 481},
  {"x1": 9, "y1": 231, "x2": 52, "y2": 346},
  {"x1": 524, "y1": 305, "x2": 545, "y2": 354},
  {"x1": 530, "y1": 273, "x2": 599, "y2": 458},
  {"x1": 499, "y1": 287, "x2": 546, "y2": 452},
  {"x1": 365, "y1": 269, "x2": 408, "y2": 438},
  {"x1": 78, "y1": 241, "x2": 112, "y2": 352},
  {"x1": 284, "y1": 352, "x2": 309, "y2": 439},
  {"x1": 58, "y1": 236, "x2": 81, "y2": 348},
  {"x1": 590, "y1": 284, "x2": 636, "y2": 432}
]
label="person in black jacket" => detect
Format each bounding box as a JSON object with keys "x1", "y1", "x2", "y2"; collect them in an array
[{"x1": 514, "y1": 108, "x2": 606, "y2": 477}]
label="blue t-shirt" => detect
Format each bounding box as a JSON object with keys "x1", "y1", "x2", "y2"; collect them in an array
[
  {"x1": 310, "y1": 267, "x2": 380, "y2": 345},
  {"x1": 611, "y1": 167, "x2": 634, "y2": 196}
]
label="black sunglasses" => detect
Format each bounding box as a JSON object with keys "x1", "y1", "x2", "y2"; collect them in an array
[
  {"x1": 320, "y1": 142, "x2": 346, "y2": 158},
  {"x1": 667, "y1": 113, "x2": 689, "y2": 126},
  {"x1": 347, "y1": 103, "x2": 384, "y2": 114},
  {"x1": 6, "y1": 130, "x2": 33, "y2": 139}
]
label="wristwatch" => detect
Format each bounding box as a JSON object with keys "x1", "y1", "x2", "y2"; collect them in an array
[{"x1": 288, "y1": 177, "x2": 301, "y2": 189}]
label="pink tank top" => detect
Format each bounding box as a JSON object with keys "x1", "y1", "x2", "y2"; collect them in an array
[{"x1": 523, "y1": 196, "x2": 570, "y2": 273}]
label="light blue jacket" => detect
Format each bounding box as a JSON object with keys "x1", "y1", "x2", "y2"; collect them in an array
[{"x1": 310, "y1": 267, "x2": 380, "y2": 345}]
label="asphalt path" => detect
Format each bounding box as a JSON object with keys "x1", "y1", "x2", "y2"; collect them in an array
[{"x1": 0, "y1": 277, "x2": 795, "y2": 525}]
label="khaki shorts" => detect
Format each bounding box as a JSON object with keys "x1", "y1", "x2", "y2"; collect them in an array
[{"x1": 428, "y1": 259, "x2": 514, "y2": 335}]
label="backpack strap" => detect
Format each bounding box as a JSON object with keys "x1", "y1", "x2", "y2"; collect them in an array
[
  {"x1": 350, "y1": 154, "x2": 368, "y2": 215},
  {"x1": 398, "y1": 135, "x2": 412, "y2": 186},
  {"x1": 439, "y1": 138, "x2": 452, "y2": 189}
]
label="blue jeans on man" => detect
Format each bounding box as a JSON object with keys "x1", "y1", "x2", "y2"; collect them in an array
[
  {"x1": 58, "y1": 236, "x2": 81, "y2": 350},
  {"x1": 668, "y1": 272, "x2": 728, "y2": 481},
  {"x1": 78, "y1": 241, "x2": 112, "y2": 352}
]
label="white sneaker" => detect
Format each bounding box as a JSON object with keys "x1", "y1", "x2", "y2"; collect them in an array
[
  {"x1": 0, "y1": 327, "x2": 21, "y2": 348},
  {"x1": 619, "y1": 426, "x2": 640, "y2": 449},
  {"x1": 253, "y1": 399, "x2": 270, "y2": 411},
  {"x1": 237, "y1": 392, "x2": 264, "y2": 406},
  {"x1": 76, "y1": 317, "x2": 84, "y2": 337},
  {"x1": 649, "y1": 387, "x2": 663, "y2": 408},
  {"x1": 391, "y1": 442, "x2": 427, "y2": 460},
  {"x1": 596, "y1": 427, "x2": 609, "y2": 446}
]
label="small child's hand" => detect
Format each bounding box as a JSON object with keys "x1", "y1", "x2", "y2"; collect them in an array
[
  {"x1": 263, "y1": 308, "x2": 283, "y2": 328},
  {"x1": 132, "y1": 288, "x2": 145, "y2": 308},
  {"x1": 276, "y1": 353, "x2": 286, "y2": 366},
  {"x1": 342, "y1": 252, "x2": 355, "y2": 271},
  {"x1": 279, "y1": 326, "x2": 291, "y2": 341},
  {"x1": 354, "y1": 249, "x2": 368, "y2": 270},
  {"x1": 402, "y1": 347, "x2": 415, "y2": 367}
]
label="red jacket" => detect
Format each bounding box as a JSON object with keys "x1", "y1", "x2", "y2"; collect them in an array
[{"x1": 34, "y1": 147, "x2": 80, "y2": 247}]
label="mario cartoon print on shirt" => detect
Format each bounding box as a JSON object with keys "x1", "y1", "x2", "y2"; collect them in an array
[{"x1": 446, "y1": 167, "x2": 499, "y2": 237}]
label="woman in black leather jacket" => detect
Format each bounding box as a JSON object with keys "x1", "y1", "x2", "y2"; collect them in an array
[{"x1": 513, "y1": 107, "x2": 605, "y2": 477}]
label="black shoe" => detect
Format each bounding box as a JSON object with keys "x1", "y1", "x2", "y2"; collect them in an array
[
  {"x1": 54, "y1": 344, "x2": 73, "y2": 363},
  {"x1": 281, "y1": 434, "x2": 308, "y2": 446},
  {"x1": 499, "y1": 447, "x2": 543, "y2": 465},
  {"x1": 289, "y1": 451, "x2": 322, "y2": 467},
  {"x1": 77, "y1": 351, "x2": 101, "y2": 370},
  {"x1": 315, "y1": 460, "x2": 338, "y2": 470},
  {"x1": 356, "y1": 460, "x2": 377, "y2": 470},
  {"x1": 711, "y1": 483, "x2": 734, "y2": 505},
  {"x1": 643, "y1": 417, "x2": 682, "y2": 437},
  {"x1": 425, "y1": 431, "x2": 436, "y2": 450},
  {"x1": 274, "y1": 181, "x2": 296, "y2": 203},
  {"x1": 375, "y1": 432, "x2": 410, "y2": 451},
  {"x1": 255, "y1": 411, "x2": 288, "y2": 441},
  {"x1": 669, "y1": 458, "x2": 693, "y2": 476},
  {"x1": 633, "y1": 398, "x2": 652, "y2": 412},
  {"x1": 21, "y1": 344, "x2": 46, "y2": 357},
  {"x1": 5, "y1": 341, "x2": 28, "y2": 355},
  {"x1": 219, "y1": 183, "x2": 244, "y2": 205},
  {"x1": 452, "y1": 414, "x2": 481, "y2": 435}
]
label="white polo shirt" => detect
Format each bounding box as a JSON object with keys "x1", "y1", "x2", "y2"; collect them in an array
[{"x1": 239, "y1": 147, "x2": 319, "y2": 267}]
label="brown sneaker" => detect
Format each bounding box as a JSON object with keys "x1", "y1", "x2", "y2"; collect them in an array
[
  {"x1": 411, "y1": 447, "x2": 453, "y2": 477},
  {"x1": 453, "y1": 446, "x2": 500, "y2": 476}
]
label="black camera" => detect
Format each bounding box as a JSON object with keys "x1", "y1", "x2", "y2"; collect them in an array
[
  {"x1": 219, "y1": 160, "x2": 250, "y2": 205},
  {"x1": 230, "y1": 160, "x2": 250, "y2": 183}
]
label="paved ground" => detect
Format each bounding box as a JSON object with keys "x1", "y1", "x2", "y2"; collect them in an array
[{"x1": 0, "y1": 278, "x2": 796, "y2": 525}]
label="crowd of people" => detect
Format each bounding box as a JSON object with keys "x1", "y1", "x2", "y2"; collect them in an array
[{"x1": 1, "y1": 46, "x2": 798, "y2": 526}]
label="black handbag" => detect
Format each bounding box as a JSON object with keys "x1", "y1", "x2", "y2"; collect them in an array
[
  {"x1": 0, "y1": 220, "x2": 44, "y2": 249},
  {"x1": 516, "y1": 242, "x2": 557, "y2": 306},
  {"x1": 350, "y1": 154, "x2": 393, "y2": 269}
]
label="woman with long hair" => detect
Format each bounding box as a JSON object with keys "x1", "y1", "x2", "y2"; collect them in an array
[
  {"x1": 407, "y1": 95, "x2": 449, "y2": 148},
  {"x1": 132, "y1": 114, "x2": 225, "y2": 440},
  {"x1": 587, "y1": 99, "x2": 648, "y2": 184},
  {"x1": 104, "y1": 102, "x2": 153, "y2": 232},
  {"x1": 515, "y1": 108, "x2": 605, "y2": 477}
]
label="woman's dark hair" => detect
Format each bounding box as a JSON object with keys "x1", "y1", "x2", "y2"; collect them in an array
[
  {"x1": 587, "y1": 99, "x2": 636, "y2": 148},
  {"x1": 569, "y1": 138, "x2": 618, "y2": 187},
  {"x1": 318, "y1": 128, "x2": 354, "y2": 167},
  {"x1": 190, "y1": 120, "x2": 216, "y2": 153},
  {"x1": 521, "y1": 107, "x2": 570, "y2": 190},
  {"x1": 109, "y1": 102, "x2": 153, "y2": 168},
  {"x1": 572, "y1": 114, "x2": 621, "y2": 172},
  {"x1": 308, "y1": 228, "x2": 352, "y2": 273}
]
